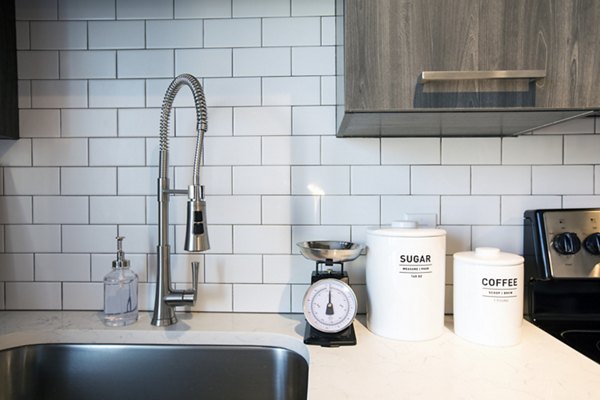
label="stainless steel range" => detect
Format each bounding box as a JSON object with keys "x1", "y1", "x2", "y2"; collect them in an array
[{"x1": 524, "y1": 208, "x2": 600, "y2": 363}]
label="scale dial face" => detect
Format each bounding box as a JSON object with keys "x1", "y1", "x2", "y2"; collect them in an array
[{"x1": 303, "y1": 278, "x2": 358, "y2": 333}]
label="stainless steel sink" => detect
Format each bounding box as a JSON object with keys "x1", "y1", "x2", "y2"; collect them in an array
[{"x1": 0, "y1": 343, "x2": 309, "y2": 400}]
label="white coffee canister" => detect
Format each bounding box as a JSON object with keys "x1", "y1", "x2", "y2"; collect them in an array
[
  {"x1": 366, "y1": 222, "x2": 446, "y2": 341},
  {"x1": 453, "y1": 247, "x2": 524, "y2": 347}
]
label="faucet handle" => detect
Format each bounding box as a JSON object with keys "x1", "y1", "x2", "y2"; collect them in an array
[{"x1": 190, "y1": 261, "x2": 199, "y2": 304}]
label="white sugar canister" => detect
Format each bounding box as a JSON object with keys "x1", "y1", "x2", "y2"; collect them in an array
[
  {"x1": 453, "y1": 247, "x2": 524, "y2": 347},
  {"x1": 366, "y1": 222, "x2": 446, "y2": 341}
]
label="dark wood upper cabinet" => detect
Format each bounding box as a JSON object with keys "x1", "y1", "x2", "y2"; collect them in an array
[
  {"x1": 337, "y1": 0, "x2": 600, "y2": 137},
  {"x1": 1, "y1": 0, "x2": 19, "y2": 140}
]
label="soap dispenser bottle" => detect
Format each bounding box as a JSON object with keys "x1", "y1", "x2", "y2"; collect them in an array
[{"x1": 104, "y1": 236, "x2": 138, "y2": 326}]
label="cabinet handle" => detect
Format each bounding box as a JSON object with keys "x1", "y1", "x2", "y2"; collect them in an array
[{"x1": 420, "y1": 70, "x2": 546, "y2": 83}]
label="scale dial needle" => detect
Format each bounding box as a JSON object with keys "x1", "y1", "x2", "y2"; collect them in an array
[{"x1": 326, "y1": 284, "x2": 334, "y2": 315}]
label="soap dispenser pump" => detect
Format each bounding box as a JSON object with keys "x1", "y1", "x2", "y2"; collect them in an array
[{"x1": 104, "y1": 236, "x2": 138, "y2": 326}]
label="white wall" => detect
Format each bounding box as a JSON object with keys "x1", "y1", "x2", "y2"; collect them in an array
[{"x1": 1, "y1": 0, "x2": 599, "y2": 312}]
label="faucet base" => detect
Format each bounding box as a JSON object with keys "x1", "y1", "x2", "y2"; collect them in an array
[{"x1": 151, "y1": 315, "x2": 178, "y2": 327}]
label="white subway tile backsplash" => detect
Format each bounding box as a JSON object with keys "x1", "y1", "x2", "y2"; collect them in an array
[
  {"x1": 4, "y1": 167, "x2": 60, "y2": 195},
  {"x1": 500, "y1": 195, "x2": 562, "y2": 225},
  {"x1": 233, "y1": 225, "x2": 291, "y2": 254},
  {"x1": 321, "y1": 136, "x2": 379, "y2": 164},
  {"x1": 233, "y1": 48, "x2": 290, "y2": 77},
  {"x1": 192, "y1": 284, "x2": 233, "y2": 312},
  {"x1": 15, "y1": 0, "x2": 58, "y2": 20},
  {"x1": 293, "y1": 106, "x2": 336, "y2": 135},
  {"x1": 205, "y1": 255, "x2": 262, "y2": 283},
  {"x1": 0, "y1": 254, "x2": 34, "y2": 281},
  {"x1": 234, "y1": 107, "x2": 291, "y2": 135},
  {"x1": 381, "y1": 196, "x2": 440, "y2": 225},
  {"x1": 564, "y1": 135, "x2": 600, "y2": 164},
  {"x1": 15, "y1": 22, "x2": 30, "y2": 50},
  {"x1": 262, "y1": 136, "x2": 320, "y2": 165},
  {"x1": 19, "y1": 110, "x2": 60, "y2": 137},
  {"x1": 60, "y1": 51, "x2": 116, "y2": 79},
  {"x1": 118, "y1": 167, "x2": 157, "y2": 195},
  {"x1": 351, "y1": 166, "x2": 410, "y2": 195},
  {"x1": 472, "y1": 225, "x2": 523, "y2": 255},
  {"x1": 0, "y1": 196, "x2": 32, "y2": 224},
  {"x1": 321, "y1": 196, "x2": 379, "y2": 225},
  {"x1": 292, "y1": 166, "x2": 350, "y2": 195},
  {"x1": 441, "y1": 196, "x2": 501, "y2": 225},
  {"x1": 320, "y1": 76, "x2": 336, "y2": 105},
  {"x1": 89, "y1": 79, "x2": 145, "y2": 108},
  {"x1": 471, "y1": 166, "x2": 531, "y2": 195},
  {"x1": 59, "y1": 0, "x2": 115, "y2": 20},
  {"x1": 62, "y1": 109, "x2": 117, "y2": 137},
  {"x1": 442, "y1": 138, "x2": 501, "y2": 165},
  {"x1": 116, "y1": 0, "x2": 173, "y2": 19},
  {"x1": 175, "y1": 166, "x2": 231, "y2": 195},
  {"x1": 502, "y1": 136, "x2": 563, "y2": 165},
  {"x1": 118, "y1": 225, "x2": 160, "y2": 253},
  {"x1": 63, "y1": 283, "x2": 104, "y2": 310},
  {"x1": 5, "y1": 225, "x2": 61, "y2": 253},
  {"x1": 411, "y1": 166, "x2": 470, "y2": 195},
  {"x1": 262, "y1": 196, "x2": 320, "y2": 225},
  {"x1": 92, "y1": 253, "x2": 148, "y2": 282},
  {"x1": 233, "y1": 166, "x2": 290, "y2": 195},
  {"x1": 61, "y1": 167, "x2": 116, "y2": 195},
  {"x1": 263, "y1": 77, "x2": 320, "y2": 106},
  {"x1": 263, "y1": 17, "x2": 321, "y2": 46},
  {"x1": 31, "y1": 80, "x2": 87, "y2": 108},
  {"x1": 62, "y1": 225, "x2": 117, "y2": 253},
  {"x1": 0, "y1": 139, "x2": 32, "y2": 166},
  {"x1": 204, "y1": 19, "x2": 261, "y2": 48},
  {"x1": 18, "y1": 80, "x2": 32, "y2": 108},
  {"x1": 118, "y1": 50, "x2": 174, "y2": 79},
  {"x1": 381, "y1": 138, "x2": 441, "y2": 165},
  {"x1": 175, "y1": 49, "x2": 232, "y2": 78},
  {"x1": 263, "y1": 255, "x2": 313, "y2": 284},
  {"x1": 33, "y1": 138, "x2": 88, "y2": 166},
  {"x1": 89, "y1": 138, "x2": 146, "y2": 166},
  {"x1": 204, "y1": 137, "x2": 261, "y2": 165},
  {"x1": 292, "y1": 47, "x2": 335, "y2": 76},
  {"x1": 147, "y1": 20, "x2": 203, "y2": 48},
  {"x1": 17, "y1": 51, "x2": 58, "y2": 79},
  {"x1": 33, "y1": 196, "x2": 88, "y2": 224},
  {"x1": 233, "y1": 0, "x2": 290, "y2": 17},
  {"x1": 443, "y1": 225, "x2": 472, "y2": 253},
  {"x1": 204, "y1": 78, "x2": 262, "y2": 107},
  {"x1": 90, "y1": 196, "x2": 146, "y2": 224},
  {"x1": 291, "y1": 284, "x2": 309, "y2": 313},
  {"x1": 118, "y1": 108, "x2": 165, "y2": 137},
  {"x1": 88, "y1": 21, "x2": 145, "y2": 49},
  {"x1": 6, "y1": 283, "x2": 62, "y2": 310},
  {"x1": 532, "y1": 166, "x2": 594, "y2": 195},
  {"x1": 205, "y1": 196, "x2": 261, "y2": 224},
  {"x1": 175, "y1": 107, "x2": 232, "y2": 137},
  {"x1": 233, "y1": 284, "x2": 291, "y2": 312},
  {"x1": 292, "y1": 0, "x2": 335, "y2": 16},
  {"x1": 35, "y1": 254, "x2": 91, "y2": 281},
  {"x1": 30, "y1": 21, "x2": 87, "y2": 49},
  {"x1": 174, "y1": 0, "x2": 231, "y2": 19},
  {"x1": 563, "y1": 196, "x2": 600, "y2": 208}
]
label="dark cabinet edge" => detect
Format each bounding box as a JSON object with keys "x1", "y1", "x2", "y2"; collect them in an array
[{"x1": 0, "y1": 0, "x2": 19, "y2": 140}]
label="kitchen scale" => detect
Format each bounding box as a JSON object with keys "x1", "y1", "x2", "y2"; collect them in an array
[{"x1": 297, "y1": 241, "x2": 363, "y2": 347}]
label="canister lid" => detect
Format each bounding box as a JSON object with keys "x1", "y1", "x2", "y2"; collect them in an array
[
  {"x1": 367, "y1": 221, "x2": 446, "y2": 238},
  {"x1": 453, "y1": 247, "x2": 523, "y2": 266}
]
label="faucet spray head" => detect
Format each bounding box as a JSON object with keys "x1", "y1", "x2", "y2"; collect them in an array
[{"x1": 184, "y1": 185, "x2": 210, "y2": 252}]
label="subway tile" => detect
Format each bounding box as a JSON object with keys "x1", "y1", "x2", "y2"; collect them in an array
[
  {"x1": 33, "y1": 196, "x2": 89, "y2": 224},
  {"x1": 0, "y1": 285, "x2": 3, "y2": 309},
  {"x1": 292, "y1": 0, "x2": 335, "y2": 16},
  {"x1": 175, "y1": 49, "x2": 232, "y2": 78},
  {"x1": 411, "y1": 166, "x2": 470, "y2": 195},
  {"x1": 138, "y1": 283, "x2": 155, "y2": 311},
  {"x1": 563, "y1": 196, "x2": 600, "y2": 208},
  {"x1": 118, "y1": 50, "x2": 174, "y2": 79},
  {"x1": 15, "y1": 0, "x2": 58, "y2": 20},
  {"x1": 291, "y1": 225, "x2": 351, "y2": 248},
  {"x1": 147, "y1": 20, "x2": 204, "y2": 48},
  {"x1": 351, "y1": 166, "x2": 410, "y2": 195},
  {"x1": 233, "y1": 107, "x2": 291, "y2": 136},
  {"x1": 381, "y1": 196, "x2": 440, "y2": 225},
  {"x1": 233, "y1": 284, "x2": 291, "y2": 312},
  {"x1": 263, "y1": 17, "x2": 321, "y2": 46},
  {"x1": 89, "y1": 21, "x2": 145, "y2": 49},
  {"x1": 291, "y1": 284, "x2": 309, "y2": 313},
  {"x1": 262, "y1": 136, "x2": 320, "y2": 165},
  {"x1": 174, "y1": 166, "x2": 232, "y2": 195},
  {"x1": 90, "y1": 196, "x2": 146, "y2": 224},
  {"x1": 118, "y1": 108, "x2": 167, "y2": 137},
  {"x1": 31, "y1": 80, "x2": 87, "y2": 108},
  {"x1": 321, "y1": 196, "x2": 380, "y2": 225},
  {"x1": 63, "y1": 283, "x2": 104, "y2": 310},
  {"x1": 442, "y1": 138, "x2": 501, "y2": 165},
  {"x1": 293, "y1": 106, "x2": 336, "y2": 135},
  {"x1": 292, "y1": 166, "x2": 350, "y2": 195},
  {"x1": 62, "y1": 109, "x2": 118, "y2": 137},
  {"x1": 185, "y1": 225, "x2": 232, "y2": 254},
  {"x1": 263, "y1": 255, "x2": 313, "y2": 284},
  {"x1": 441, "y1": 196, "x2": 501, "y2": 225},
  {"x1": 60, "y1": 50, "x2": 116, "y2": 79},
  {"x1": 118, "y1": 225, "x2": 160, "y2": 253},
  {"x1": 116, "y1": 0, "x2": 173, "y2": 19},
  {"x1": 233, "y1": 48, "x2": 290, "y2": 77},
  {"x1": 502, "y1": 136, "x2": 563, "y2": 165},
  {"x1": 321, "y1": 136, "x2": 379, "y2": 164},
  {"x1": 204, "y1": 78, "x2": 262, "y2": 107},
  {"x1": 292, "y1": 46, "x2": 335, "y2": 76},
  {"x1": 17, "y1": 51, "x2": 59, "y2": 79},
  {"x1": 30, "y1": 21, "x2": 87, "y2": 49},
  {"x1": 148, "y1": 79, "x2": 190, "y2": 107},
  {"x1": 151, "y1": 254, "x2": 204, "y2": 283},
  {"x1": 321, "y1": 17, "x2": 336, "y2": 45},
  {"x1": 61, "y1": 167, "x2": 117, "y2": 195},
  {"x1": 204, "y1": 137, "x2": 261, "y2": 165},
  {"x1": 262, "y1": 195, "x2": 320, "y2": 225},
  {"x1": 89, "y1": 138, "x2": 146, "y2": 166},
  {"x1": 5, "y1": 225, "x2": 61, "y2": 253},
  {"x1": 146, "y1": 137, "x2": 198, "y2": 167},
  {"x1": 205, "y1": 255, "x2": 262, "y2": 283},
  {"x1": 6, "y1": 283, "x2": 62, "y2": 310},
  {"x1": 204, "y1": 19, "x2": 261, "y2": 48},
  {"x1": 175, "y1": 107, "x2": 232, "y2": 137},
  {"x1": 443, "y1": 225, "x2": 472, "y2": 254},
  {"x1": 18, "y1": 80, "x2": 31, "y2": 108},
  {"x1": 472, "y1": 166, "x2": 531, "y2": 195},
  {"x1": 204, "y1": 196, "x2": 261, "y2": 224},
  {"x1": 19, "y1": 109, "x2": 60, "y2": 138},
  {"x1": 233, "y1": 225, "x2": 291, "y2": 254},
  {"x1": 472, "y1": 225, "x2": 523, "y2": 255},
  {"x1": 381, "y1": 138, "x2": 441, "y2": 164},
  {"x1": 4, "y1": 167, "x2": 59, "y2": 195},
  {"x1": 92, "y1": 254, "x2": 148, "y2": 282},
  {"x1": 0, "y1": 254, "x2": 34, "y2": 281},
  {"x1": 321, "y1": 76, "x2": 336, "y2": 105},
  {"x1": 233, "y1": 0, "x2": 290, "y2": 17},
  {"x1": 59, "y1": 0, "x2": 115, "y2": 20},
  {"x1": 0, "y1": 197, "x2": 30, "y2": 224},
  {"x1": 118, "y1": 167, "x2": 158, "y2": 195},
  {"x1": 174, "y1": 0, "x2": 231, "y2": 18},
  {"x1": 62, "y1": 225, "x2": 117, "y2": 253},
  {"x1": 564, "y1": 135, "x2": 600, "y2": 164},
  {"x1": 262, "y1": 77, "x2": 320, "y2": 106},
  {"x1": 33, "y1": 138, "x2": 88, "y2": 166},
  {"x1": 16, "y1": 22, "x2": 30, "y2": 50},
  {"x1": 0, "y1": 139, "x2": 32, "y2": 166},
  {"x1": 35, "y1": 254, "x2": 91, "y2": 281},
  {"x1": 89, "y1": 79, "x2": 145, "y2": 108},
  {"x1": 233, "y1": 166, "x2": 290, "y2": 195},
  {"x1": 192, "y1": 284, "x2": 233, "y2": 312},
  {"x1": 532, "y1": 166, "x2": 594, "y2": 195},
  {"x1": 500, "y1": 196, "x2": 562, "y2": 225}
]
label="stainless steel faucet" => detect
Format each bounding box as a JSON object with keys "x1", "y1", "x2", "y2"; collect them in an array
[{"x1": 151, "y1": 73, "x2": 210, "y2": 327}]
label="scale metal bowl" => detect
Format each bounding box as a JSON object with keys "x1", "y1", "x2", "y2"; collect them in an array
[{"x1": 296, "y1": 241, "x2": 363, "y2": 263}]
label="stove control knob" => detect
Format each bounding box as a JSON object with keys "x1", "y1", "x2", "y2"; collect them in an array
[
  {"x1": 584, "y1": 233, "x2": 600, "y2": 255},
  {"x1": 552, "y1": 232, "x2": 581, "y2": 255}
]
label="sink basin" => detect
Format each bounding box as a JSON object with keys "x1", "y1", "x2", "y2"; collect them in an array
[{"x1": 0, "y1": 343, "x2": 309, "y2": 400}]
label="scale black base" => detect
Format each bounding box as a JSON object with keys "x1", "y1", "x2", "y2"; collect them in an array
[{"x1": 303, "y1": 323, "x2": 357, "y2": 347}]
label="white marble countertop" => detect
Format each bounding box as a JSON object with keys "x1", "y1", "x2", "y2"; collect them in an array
[{"x1": 1, "y1": 311, "x2": 599, "y2": 399}]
